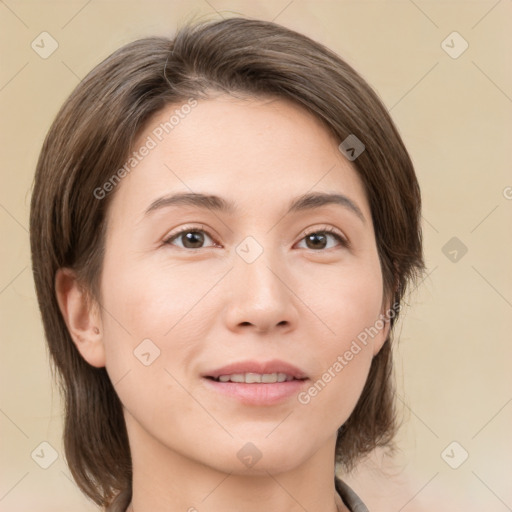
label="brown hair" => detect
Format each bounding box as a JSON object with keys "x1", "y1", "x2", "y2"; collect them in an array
[{"x1": 29, "y1": 16, "x2": 425, "y2": 510}]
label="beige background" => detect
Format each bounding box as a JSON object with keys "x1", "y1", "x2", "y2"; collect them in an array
[{"x1": 1, "y1": 1, "x2": 511, "y2": 510}]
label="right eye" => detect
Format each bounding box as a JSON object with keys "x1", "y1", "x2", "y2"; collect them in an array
[{"x1": 163, "y1": 226, "x2": 218, "y2": 250}]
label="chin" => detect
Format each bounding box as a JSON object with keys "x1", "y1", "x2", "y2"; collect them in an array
[{"x1": 203, "y1": 437, "x2": 311, "y2": 476}]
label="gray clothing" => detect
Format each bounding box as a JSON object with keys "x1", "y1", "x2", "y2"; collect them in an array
[
  {"x1": 336, "y1": 477, "x2": 370, "y2": 512},
  {"x1": 108, "y1": 477, "x2": 370, "y2": 511}
]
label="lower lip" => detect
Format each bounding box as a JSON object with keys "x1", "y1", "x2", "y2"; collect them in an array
[{"x1": 202, "y1": 378, "x2": 309, "y2": 405}]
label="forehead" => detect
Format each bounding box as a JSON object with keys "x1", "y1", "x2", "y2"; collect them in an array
[{"x1": 105, "y1": 94, "x2": 371, "y2": 226}]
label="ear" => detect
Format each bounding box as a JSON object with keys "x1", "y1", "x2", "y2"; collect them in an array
[
  {"x1": 55, "y1": 268, "x2": 106, "y2": 368},
  {"x1": 372, "y1": 285, "x2": 397, "y2": 357}
]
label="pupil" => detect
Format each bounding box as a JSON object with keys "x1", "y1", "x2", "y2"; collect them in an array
[
  {"x1": 307, "y1": 233, "x2": 326, "y2": 249},
  {"x1": 184, "y1": 231, "x2": 204, "y2": 248}
]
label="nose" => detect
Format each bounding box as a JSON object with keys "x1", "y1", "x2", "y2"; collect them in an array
[{"x1": 222, "y1": 247, "x2": 299, "y2": 335}]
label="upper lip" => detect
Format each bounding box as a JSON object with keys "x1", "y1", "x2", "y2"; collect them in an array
[{"x1": 202, "y1": 359, "x2": 309, "y2": 380}]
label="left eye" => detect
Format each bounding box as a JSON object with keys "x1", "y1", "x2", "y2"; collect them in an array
[{"x1": 296, "y1": 229, "x2": 347, "y2": 250}]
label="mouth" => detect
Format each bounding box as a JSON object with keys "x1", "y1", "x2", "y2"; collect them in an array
[
  {"x1": 201, "y1": 360, "x2": 309, "y2": 405},
  {"x1": 205, "y1": 372, "x2": 307, "y2": 383}
]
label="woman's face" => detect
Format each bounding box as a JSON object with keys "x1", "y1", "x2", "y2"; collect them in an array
[{"x1": 95, "y1": 94, "x2": 390, "y2": 474}]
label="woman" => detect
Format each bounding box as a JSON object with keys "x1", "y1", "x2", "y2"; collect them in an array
[{"x1": 30, "y1": 16, "x2": 425, "y2": 512}]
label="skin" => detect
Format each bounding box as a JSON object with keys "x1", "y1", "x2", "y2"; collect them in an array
[{"x1": 56, "y1": 94, "x2": 391, "y2": 512}]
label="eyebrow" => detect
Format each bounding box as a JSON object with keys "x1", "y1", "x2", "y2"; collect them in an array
[{"x1": 144, "y1": 191, "x2": 366, "y2": 223}]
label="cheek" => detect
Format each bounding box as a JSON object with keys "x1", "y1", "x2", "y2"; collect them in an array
[
  {"x1": 294, "y1": 256, "x2": 383, "y2": 413},
  {"x1": 100, "y1": 251, "x2": 213, "y2": 337},
  {"x1": 98, "y1": 255, "x2": 222, "y2": 387},
  {"x1": 97, "y1": 270, "x2": 207, "y2": 430},
  {"x1": 299, "y1": 253, "x2": 384, "y2": 346}
]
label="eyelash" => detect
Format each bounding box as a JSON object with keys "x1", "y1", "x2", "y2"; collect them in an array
[{"x1": 163, "y1": 224, "x2": 349, "y2": 251}]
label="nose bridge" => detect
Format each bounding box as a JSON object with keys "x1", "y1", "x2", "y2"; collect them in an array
[
  {"x1": 236, "y1": 236, "x2": 287, "y2": 302},
  {"x1": 225, "y1": 234, "x2": 297, "y2": 331}
]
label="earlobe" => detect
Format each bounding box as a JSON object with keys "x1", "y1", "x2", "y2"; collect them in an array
[
  {"x1": 55, "y1": 268, "x2": 106, "y2": 368},
  {"x1": 372, "y1": 315, "x2": 391, "y2": 357},
  {"x1": 372, "y1": 316, "x2": 390, "y2": 357},
  {"x1": 372, "y1": 287, "x2": 397, "y2": 357}
]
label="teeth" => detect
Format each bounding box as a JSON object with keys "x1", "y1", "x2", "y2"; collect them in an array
[{"x1": 216, "y1": 372, "x2": 295, "y2": 383}]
